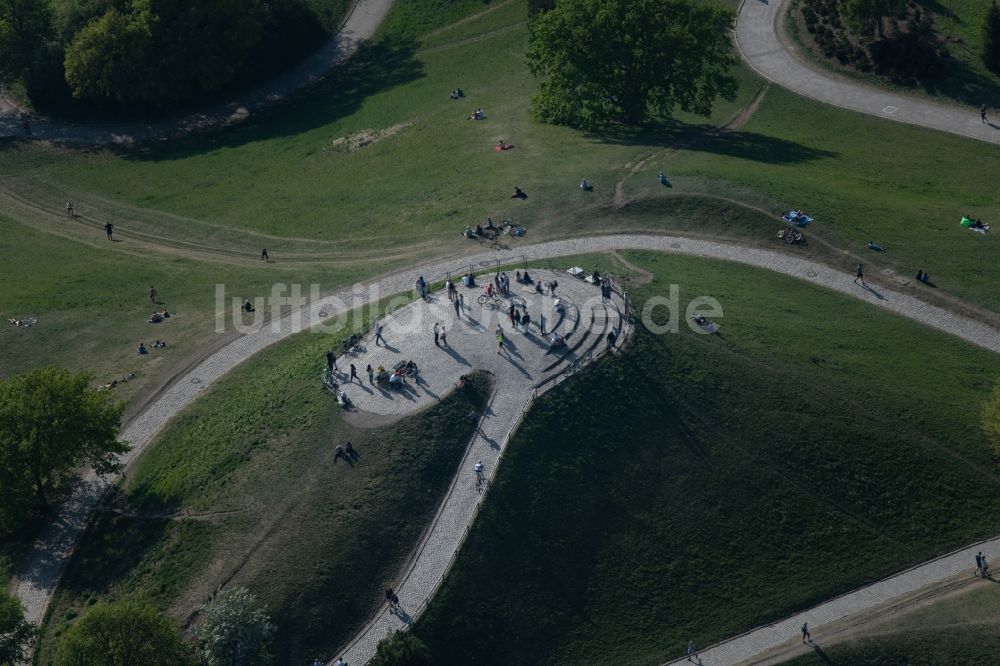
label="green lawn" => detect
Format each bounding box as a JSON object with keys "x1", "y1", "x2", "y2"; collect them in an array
[
  {"x1": 411, "y1": 250, "x2": 1000, "y2": 665},
  {"x1": 785, "y1": 626, "x2": 1000, "y2": 665},
  {"x1": 35, "y1": 323, "x2": 493, "y2": 665}
]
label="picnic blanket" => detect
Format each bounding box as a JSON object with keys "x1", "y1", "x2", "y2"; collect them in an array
[{"x1": 783, "y1": 211, "x2": 814, "y2": 227}]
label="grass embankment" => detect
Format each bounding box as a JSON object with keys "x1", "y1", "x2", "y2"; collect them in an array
[
  {"x1": 786, "y1": 583, "x2": 1000, "y2": 665},
  {"x1": 787, "y1": 0, "x2": 1000, "y2": 108},
  {"x1": 411, "y1": 250, "x2": 1000, "y2": 665},
  {"x1": 35, "y1": 326, "x2": 493, "y2": 665}
]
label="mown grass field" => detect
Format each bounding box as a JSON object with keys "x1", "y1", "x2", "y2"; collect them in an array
[
  {"x1": 35, "y1": 323, "x2": 492, "y2": 665},
  {"x1": 411, "y1": 250, "x2": 1000, "y2": 665}
]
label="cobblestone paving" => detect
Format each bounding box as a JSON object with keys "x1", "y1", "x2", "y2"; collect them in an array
[
  {"x1": 662, "y1": 537, "x2": 1000, "y2": 666},
  {"x1": 735, "y1": 0, "x2": 1000, "y2": 145},
  {"x1": 12, "y1": 235, "x2": 1000, "y2": 665}
]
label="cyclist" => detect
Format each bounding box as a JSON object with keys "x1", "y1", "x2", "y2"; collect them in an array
[{"x1": 474, "y1": 461, "x2": 485, "y2": 484}]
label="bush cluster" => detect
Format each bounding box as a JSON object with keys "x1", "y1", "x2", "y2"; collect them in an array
[{"x1": 799, "y1": 0, "x2": 949, "y2": 84}]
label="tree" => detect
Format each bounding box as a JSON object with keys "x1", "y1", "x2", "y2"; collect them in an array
[
  {"x1": 983, "y1": 1, "x2": 1000, "y2": 74},
  {"x1": 526, "y1": 0, "x2": 737, "y2": 127},
  {"x1": 0, "y1": 367, "x2": 127, "y2": 531},
  {"x1": 843, "y1": 0, "x2": 906, "y2": 39},
  {"x1": 0, "y1": 588, "x2": 33, "y2": 666},
  {"x1": 62, "y1": 7, "x2": 155, "y2": 105},
  {"x1": 53, "y1": 599, "x2": 190, "y2": 666},
  {"x1": 194, "y1": 587, "x2": 275, "y2": 666},
  {"x1": 370, "y1": 631, "x2": 432, "y2": 666},
  {"x1": 0, "y1": 0, "x2": 54, "y2": 82}
]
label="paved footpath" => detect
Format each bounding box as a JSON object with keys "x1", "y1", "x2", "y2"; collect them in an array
[
  {"x1": 735, "y1": 0, "x2": 1000, "y2": 145},
  {"x1": 662, "y1": 536, "x2": 1000, "y2": 666},
  {"x1": 0, "y1": 0, "x2": 396, "y2": 144},
  {"x1": 12, "y1": 234, "x2": 1000, "y2": 663}
]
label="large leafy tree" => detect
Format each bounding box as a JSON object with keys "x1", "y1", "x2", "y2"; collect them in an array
[
  {"x1": 194, "y1": 587, "x2": 275, "y2": 666},
  {"x1": 844, "y1": 0, "x2": 907, "y2": 39},
  {"x1": 526, "y1": 0, "x2": 737, "y2": 127},
  {"x1": 370, "y1": 631, "x2": 433, "y2": 666},
  {"x1": 983, "y1": 381, "x2": 1000, "y2": 456},
  {"x1": 983, "y1": 1, "x2": 1000, "y2": 73},
  {"x1": 0, "y1": 589, "x2": 33, "y2": 666},
  {"x1": 0, "y1": 0, "x2": 53, "y2": 82},
  {"x1": 53, "y1": 599, "x2": 190, "y2": 666},
  {"x1": 0, "y1": 367, "x2": 126, "y2": 531}
]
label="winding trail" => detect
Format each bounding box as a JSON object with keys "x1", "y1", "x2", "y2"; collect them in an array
[
  {"x1": 735, "y1": 0, "x2": 1000, "y2": 144},
  {"x1": 11, "y1": 234, "x2": 1000, "y2": 666},
  {"x1": 0, "y1": 0, "x2": 396, "y2": 145}
]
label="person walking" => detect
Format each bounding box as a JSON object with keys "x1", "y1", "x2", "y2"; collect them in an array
[
  {"x1": 148, "y1": 285, "x2": 157, "y2": 302},
  {"x1": 982, "y1": 553, "x2": 990, "y2": 578},
  {"x1": 261, "y1": 248, "x2": 269, "y2": 263},
  {"x1": 104, "y1": 221, "x2": 114, "y2": 240},
  {"x1": 855, "y1": 263, "x2": 865, "y2": 285},
  {"x1": 374, "y1": 322, "x2": 386, "y2": 346},
  {"x1": 385, "y1": 587, "x2": 400, "y2": 610},
  {"x1": 440, "y1": 325, "x2": 448, "y2": 346},
  {"x1": 497, "y1": 330, "x2": 505, "y2": 354},
  {"x1": 458, "y1": 292, "x2": 465, "y2": 312},
  {"x1": 539, "y1": 313, "x2": 546, "y2": 335},
  {"x1": 350, "y1": 363, "x2": 358, "y2": 382},
  {"x1": 801, "y1": 622, "x2": 811, "y2": 643},
  {"x1": 21, "y1": 117, "x2": 31, "y2": 137},
  {"x1": 433, "y1": 322, "x2": 440, "y2": 346},
  {"x1": 453, "y1": 296, "x2": 461, "y2": 318},
  {"x1": 66, "y1": 201, "x2": 75, "y2": 218},
  {"x1": 446, "y1": 279, "x2": 455, "y2": 300},
  {"x1": 982, "y1": 104, "x2": 988, "y2": 123},
  {"x1": 366, "y1": 363, "x2": 374, "y2": 384},
  {"x1": 326, "y1": 350, "x2": 337, "y2": 374},
  {"x1": 686, "y1": 640, "x2": 698, "y2": 662}
]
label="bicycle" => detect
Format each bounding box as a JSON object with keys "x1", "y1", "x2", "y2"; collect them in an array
[{"x1": 477, "y1": 290, "x2": 503, "y2": 307}]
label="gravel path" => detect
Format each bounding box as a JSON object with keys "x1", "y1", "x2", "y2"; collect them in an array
[
  {"x1": 735, "y1": 0, "x2": 1000, "y2": 144},
  {"x1": 11, "y1": 235, "x2": 1000, "y2": 665},
  {"x1": 0, "y1": 0, "x2": 395, "y2": 144}
]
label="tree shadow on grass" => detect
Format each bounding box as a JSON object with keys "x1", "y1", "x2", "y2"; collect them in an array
[
  {"x1": 53, "y1": 487, "x2": 180, "y2": 597},
  {"x1": 124, "y1": 35, "x2": 425, "y2": 161},
  {"x1": 585, "y1": 119, "x2": 838, "y2": 165}
]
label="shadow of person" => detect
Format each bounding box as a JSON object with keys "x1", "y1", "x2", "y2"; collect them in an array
[
  {"x1": 810, "y1": 642, "x2": 833, "y2": 664},
  {"x1": 442, "y1": 345, "x2": 472, "y2": 366},
  {"x1": 390, "y1": 605, "x2": 413, "y2": 625},
  {"x1": 862, "y1": 284, "x2": 886, "y2": 300},
  {"x1": 381, "y1": 343, "x2": 400, "y2": 353}
]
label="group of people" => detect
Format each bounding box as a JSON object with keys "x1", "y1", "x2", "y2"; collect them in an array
[
  {"x1": 915, "y1": 269, "x2": 932, "y2": 284},
  {"x1": 449, "y1": 88, "x2": 464, "y2": 99},
  {"x1": 148, "y1": 309, "x2": 171, "y2": 323},
  {"x1": 493, "y1": 270, "x2": 512, "y2": 296},
  {"x1": 468, "y1": 108, "x2": 485, "y2": 120},
  {"x1": 136, "y1": 339, "x2": 166, "y2": 355}
]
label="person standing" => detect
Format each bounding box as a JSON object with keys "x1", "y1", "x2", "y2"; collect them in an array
[
  {"x1": 433, "y1": 322, "x2": 440, "y2": 346},
  {"x1": 453, "y1": 296, "x2": 461, "y2": 318},
  {"x1": 539, "y1": 313, "x2": 546, "y2": 336},
  {"x1": 458, "y1": 293, "x2": 465, "y2": 312},
  {"x1": 855, "y1": 263, "x2": 865, "y2": 285},
  {"x1": 497, "y1": 330, "x2": 505, "y2": 354},
  {"x1": 982, "y1": 104, "x2": 988, "y2": 123},
  {"x1": 440, "y1": 325, "x2": 448, "y2": 346},
  {"x1": 148, "y1": 285, "x2": 158, "y2": 302},
  {"x1": 104, "y1": 221, "x2": 114, "y2": 240},
  {"x1": 374, "y1": 322, "x2": 386, "y2": 346},
  {"x1": 326, "y1": 350, "x2": 337, "y2": 374},
  {"x1": 21, "y1": 117, "x2": 31, "y2": 137},
  {"x1": 350, "y1": 363, "x2": 359, "y2": 382},
  {"x1": 446, "y1": 279, "x2": 454, "y2": 300},
  {"x1": 66, "y1": 201, "x2": 75, "y2": 218},
  {"x1": 801, "y1": 622, "x2": 811, "y2": 643},
  {"x1": 686, "y1": 640, "x2": 697, "y2": 662},
  {"x1": 261, "y1": 248, "x2": 269, "y2": 263},
  {"x1": 366, "y1": 363, "x2": 374, "y2": 384},
  {"x1": 982, "y1": 553, "x2": 990, "y2": 578},
  {"x1": 976, "y1": 552, "x2": 983, "y2": 577}
]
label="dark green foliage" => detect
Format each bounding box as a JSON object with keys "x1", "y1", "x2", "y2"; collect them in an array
[
  {"x1": 526, "y1": 0, "x2": 737, "y2": 126},
  {"x1": 0, "y1": 589, "x2": 33, "y2": 666},
  {"x1": 983, "y1": 1, "x2": 1000, "y2": 73},
  {"x1": 0, "y1": 0, "x2": 54, "y2": 82},
  {"x1": 53, "y1": 599, "x2": 190, "y2": 666},
  {"x1": 370, "y1": 631, "x2": 433, "y2": 666},
  {"x1": 869, "y1": 10, "x2": 949, "y2": 84},
  {"x1": 843, "y1": 0, "x2": 905, "y2": 38},
  {"x1": 0, "y1": 367, "x2": 127, "y2": 534},
  {"x1": 527, "y1": 0, "x2": 556, "y2": 15}
]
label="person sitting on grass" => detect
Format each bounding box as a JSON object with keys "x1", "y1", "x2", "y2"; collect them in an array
[
  {"x1": 153, "y1": 339, "x2": 166, "y2": 348},
  {"x1": 464, "y1": 224, "x2": 476, "y2": 239},
  {"x1": 658, "y1": 172, "x2": 669, "y2": 185},
  {"x1": 511, "y1": 186, "x2": 526, "y2": 199},
  {"x1": 242, "y1": 299, "x2": 255, "y2": 312},
  {"x1": 137, "y1": 342, "x2": 148, "y2": 355},
  {"x1": 580, "y1": 178, "x2": 592, "y2": 191},
  {"x1": 485, "y1": 217, "x2": 497, "y2": 232}
]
